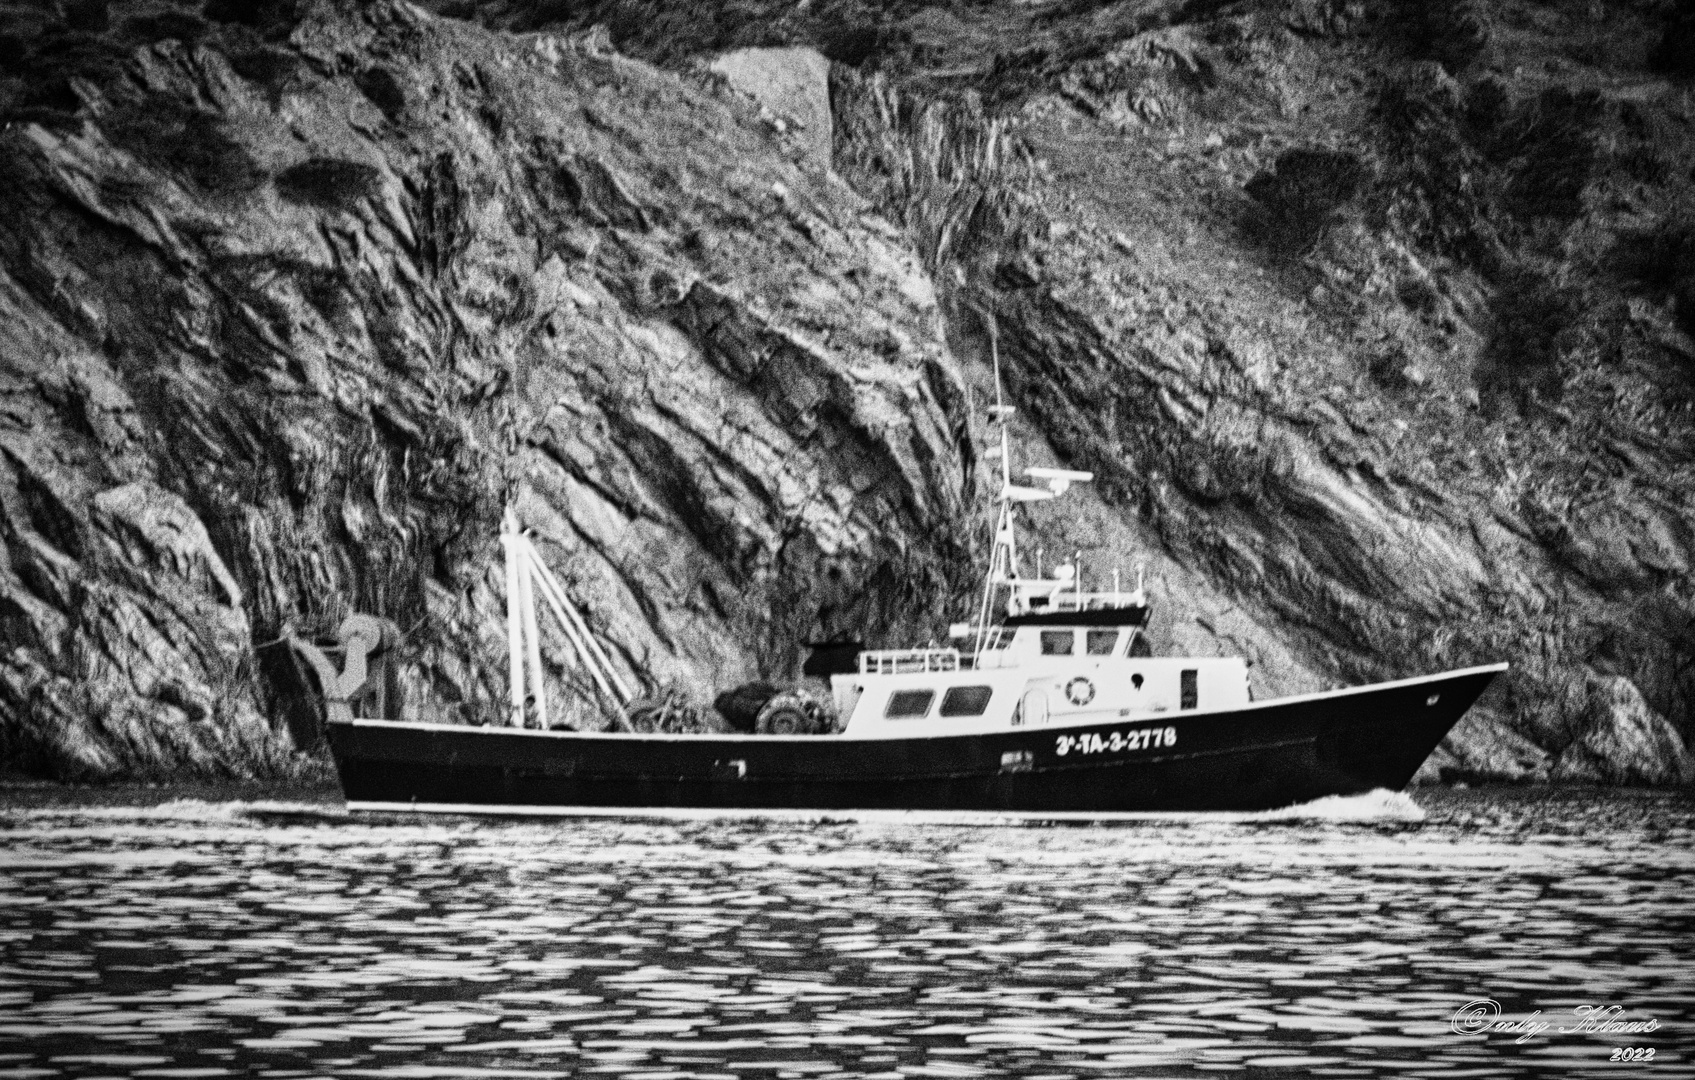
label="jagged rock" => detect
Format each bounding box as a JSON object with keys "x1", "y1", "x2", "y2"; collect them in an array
[
  {"x1": 92, "y1": 482, "x2": 243, "y2": 609},
  {"x1": 708, "y1": 47, "x2": 834, "y2": 171},
  {"x1": 0, "y1": 3, "x2": 974, "y2": 777},
  {"x1": 463, "y1": 0, "x2": 1695, "y2": 790},
  {"x1": 1552, "y1": 674, "x2": 1694, "y2": 786},
  {"x1": 1416, "y1": 707, "x2": 1551, "y2": 784},
  {"x1": 1055, "y1": 26, "x2": 1217, "y2": 130},
  {"x1": 1283, "y1": 0, "x2": 1366, "y2": 37}
]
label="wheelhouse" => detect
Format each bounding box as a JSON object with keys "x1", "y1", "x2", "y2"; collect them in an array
[{"x1": 831, "y1": 618, "x2": 1251, "y2": 739}]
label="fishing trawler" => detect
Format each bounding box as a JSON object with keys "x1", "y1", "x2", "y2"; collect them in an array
[{"x1": 302, "y1": 352, "x2": 1505, "y2": 816}]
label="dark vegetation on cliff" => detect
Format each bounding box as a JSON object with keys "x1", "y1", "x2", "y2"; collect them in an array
[{"x1": 1, "y1": 0, "x2": 1691, "y2": 785}]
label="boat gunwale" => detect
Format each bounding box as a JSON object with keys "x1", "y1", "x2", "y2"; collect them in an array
[{"x1": 330, "y1": 663, "x2": 1508, "y2": 744}]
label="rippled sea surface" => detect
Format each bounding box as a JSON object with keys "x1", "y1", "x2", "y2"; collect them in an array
[{"x1": 1, "y1": 786, "x2": 1691, "y2": 1079}]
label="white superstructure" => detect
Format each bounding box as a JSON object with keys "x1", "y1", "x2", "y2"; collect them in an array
[
  {"x1": 824, "y1": 323, "x2": 1250, "y2": 741},
  {"x1": 832, "y1": 644, "x2": 1249, "y2": 740}
]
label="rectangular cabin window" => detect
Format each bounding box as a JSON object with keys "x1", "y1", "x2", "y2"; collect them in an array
[
  {"x1": 885, "y1": 689, "x2": 935, "y2": 719},
  {"x1": 1180, "y1": 669, "x2": 1198, "y2": 710},
  {"x1": 1040, "y1": 630, "x2": 1075, "y2": 656},
  {"x1": 939, "y1": 685, "x2": 994, "y2": 717},
  {"x1": 1086, "y1": 630, "x2": 1119, "y2": 656}
]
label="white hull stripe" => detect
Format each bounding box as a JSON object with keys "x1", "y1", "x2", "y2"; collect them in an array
[{"x1": 342, "y1": 801, "x2": 1389, "y2": 824}]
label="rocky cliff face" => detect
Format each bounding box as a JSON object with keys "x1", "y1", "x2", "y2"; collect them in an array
[
  {"x1": 472, "y1": 0, "x2": 1694, "y2": 787},
  {"x1": 1, "y1": 0, "x2": 1691, "y2": 786},
  {"x1": 0, "y1": 1, "x2": 975, "y2": 778}
]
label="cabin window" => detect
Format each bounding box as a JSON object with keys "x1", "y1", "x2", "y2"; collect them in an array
[
  {"x1": 1040, "y1": 630, "x2": 1075, "y2": 655},
  {"x1": 885, "y1": 689, "x2": 935, "y2": 719},
  {"x1": 1180, "y1": 669, "x2": 1198, "y2": 710},
  {"x1": 939, "y1": 685, "x2": 994, "y2": 717},
  {"x1": 1086, "y1": 630, "x2": 1119, "y2": 656}
]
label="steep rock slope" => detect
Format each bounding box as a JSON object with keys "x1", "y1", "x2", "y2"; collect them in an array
[
  {"x1": 450, "y1": 0, "x2": 1695, "y2": 785},
  {"x1": 3, "y1": 0, "x2": 1690, "y2": 786},
  {"x1": 0, "y1": 2, "x2": 975, "y2": 777}
]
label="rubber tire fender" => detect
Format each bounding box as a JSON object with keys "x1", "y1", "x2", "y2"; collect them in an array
[{"x1": 756, "y1": 705, "x2": 818, "y2": 736}]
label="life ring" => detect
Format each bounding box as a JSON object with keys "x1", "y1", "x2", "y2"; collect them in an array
[{"x1": 1064, "y1": 676, "x2": 1095, "y2": 707}]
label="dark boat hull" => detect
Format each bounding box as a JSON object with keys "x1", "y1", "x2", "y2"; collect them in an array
[{"x1": 327, "y1": 665, "x2": 1503, "y2": 815}]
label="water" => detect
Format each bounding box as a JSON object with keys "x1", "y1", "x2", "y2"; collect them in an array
[{"x1": 1, "y1": 786, "x2": 1691, "y2": 1079}]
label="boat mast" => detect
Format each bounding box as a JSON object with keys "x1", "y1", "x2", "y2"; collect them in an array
[
  {"x1": 966, "y1": 317, "x2": 1097, "y2": 663},
  {"x1": 501, "y1": 512, "x2": 634, "y2": 727}
]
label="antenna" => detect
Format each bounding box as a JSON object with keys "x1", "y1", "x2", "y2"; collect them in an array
[
  {"x1": 972, "y1": 311, "x2": 1015, "y2": 661},
  {"x1": 990, "y1": 319, "x2": 1011, "y2": 494}
]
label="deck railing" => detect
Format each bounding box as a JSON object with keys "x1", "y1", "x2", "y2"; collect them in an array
[
  {"x1": 1010, "y1": 587, "x2": 1146, "y2": 616},
  {"x1": 858, "y1": 648, "x2": 962, "y2": 675}
]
